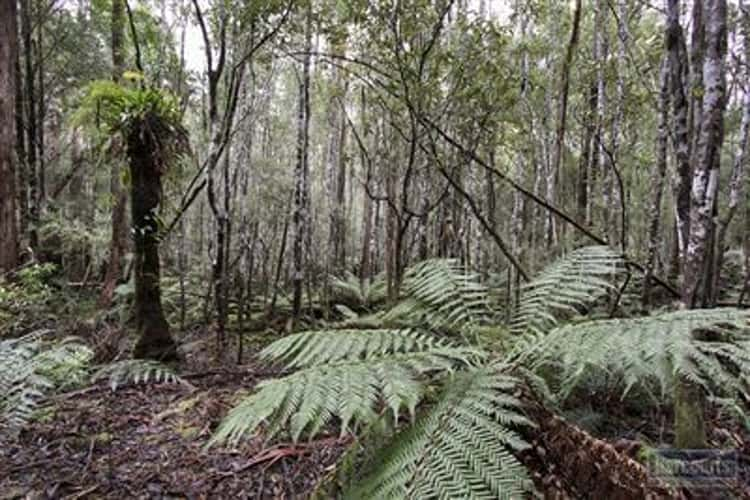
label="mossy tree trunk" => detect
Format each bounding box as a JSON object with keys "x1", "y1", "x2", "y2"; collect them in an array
[{"x1": 127, "y1": 121, "x2": 177, "y2": 360}]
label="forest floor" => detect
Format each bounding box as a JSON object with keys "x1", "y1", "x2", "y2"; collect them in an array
[
  {"x1": 0, "y1": 352, "x2": 350, "y2": 499},
  {"x1": 2, "y1": 311, "x2": 750, "y2": 499}
]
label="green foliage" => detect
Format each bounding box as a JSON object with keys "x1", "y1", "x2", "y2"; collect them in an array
[
  {"x1": 92, "y1": 359, "x2": 187, "y2": 391},
  {"x1": 330, "y1": 272, "x2": 387, "y2": 310},
  {"x1": 74, "y1": 80, "x2": 181, "y2": 136},
  {"x1": 0, "y1": 331, "x2": 93, "y2": 434},
  {"x1": 348, "y1": 366, "x2": 532, "y2": 500},
  {"x1": 382, "y1": 258, "x2": 491, "y2": 333},
  {"x1": 208, "y1": 247, "x2": 750, "y2": 496},
  {"x1": 528, "y1": 308, "x2": 750, "y2": 404},
  {"x1": 510, "y1": 246, "x2": 623, "y2": 335},
  {"x1": 1, "y1": 332, "x2": 186, "y2": 436},
  {"x1": 0, "y1": 264, "x2": 58, "y2": 330},
  {"x1": 210, "y1": 329, "x2": 479, "y2": 445}
]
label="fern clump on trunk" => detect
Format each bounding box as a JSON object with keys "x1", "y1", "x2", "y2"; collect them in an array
[{"x1": 75, "y1": 81, "x2": 187, "y2": 360}]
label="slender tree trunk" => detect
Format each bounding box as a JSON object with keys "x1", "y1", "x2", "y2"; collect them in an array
[
  {"x1": 643, "y1": 58, "x2": 670, "y2": 305},
  {"x1": 291, "y1": 7, "x2": 312, "y2": 323},
  {"x1": 359, "y1": 89, "x2": 373, "y2": 287},
  {"x1": 0, "y1": 0, "x2": 19, "y2": 272},
  {"x1": 595, "y1": 0, "x2": 610, "y2": 241},
  {"x1": 711, "y1": 0, "x2": 750, "y2": 304},
  {"x1": 100, "y1": 0, "x2": 129, "y2": 307},
  {"x1": 610, "y1": 0, "x2": 628, "y2": 249},
  {"x1": 20, "y1": 0, "x2": 38, "y2": 251},
  {"x1": 545, "y1": 0, "x2": 581, "y2": 248},
  {"x1": 666, "y1": 0, "x2": 692, "y2": 278},
  {"x1": 577, "y1": 83, "x2": 596, "y2": 229}
]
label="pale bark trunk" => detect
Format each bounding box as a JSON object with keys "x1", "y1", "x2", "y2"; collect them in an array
[
  {"x1": 711, "y1": 1, "x2": 750, "y2": 303},
  {"x1": 595, "y1": 0, "x2": 610, "y2": 242},
  {"x1": 677, "y1": 0, "x2": 727, "y2": 450},
  {"x1": 682, "y1": 0, "x2": 727, "y2": 308},
  {"x1": 643, "y1": 58, "x2": 670, "y2": 305},
  {"x1": 292, "y1": 7, "x2": 312, "y2": 322}
]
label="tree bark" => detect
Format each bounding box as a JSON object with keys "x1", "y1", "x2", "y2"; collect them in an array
[
  {"x1": 643, "y1": 57, "x2": 670, "y2": 306},
  {"x1": 128, "y1": 123, "x2": 177, "y2": 361},
  {"x1": 292, "y1": 6, "x2": 312, "y2": 323},
  {"x1": 19, "y1": 0, "x2": 38, "y2": 250},
  {"x1": 100, "y1": 0, "x2": 129, "y2": 308},
  {"x1": 666, "y1": 0, "x2": 692, "y2": 278},
  {"x1": 677, "y1": 0, "x2": 728, "y2": 450},
  {"x1": 0, "y1": 0, "x2": 19, "y2": 272},
  {"x1": 546, "y1": 0, "x2": 581, "y2": 247},
  {"x1": 711, "y1": 0, "x2": 750, "y2": 304}
]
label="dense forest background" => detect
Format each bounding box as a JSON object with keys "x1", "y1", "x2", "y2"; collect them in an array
[{"x1": 2, "y1": 0, "x2": 750, "y2": 497}]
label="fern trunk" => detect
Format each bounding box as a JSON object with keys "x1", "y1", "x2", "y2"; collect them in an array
[
  {"x1": 128, "y1": 119, "x2": 177, "y2": 361},
  {"x1": 674, "y1": 377, "x2": 707, "y2": 448}
]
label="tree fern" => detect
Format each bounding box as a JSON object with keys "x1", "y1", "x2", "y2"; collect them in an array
[
  {"x1": 330, "y1": 272, "x2": 387, "y2": 310},
  {"x1": 528, "y1": 308, "x2": 750, "y2": 403},
  {"x1": 210, "y1": 329, "x2": 479, "y2": 446},
  {"x1": 383, "y1": 259, "x2": 491, "y2": 332},
  {"x1": 510, "y1": 245, "x2": 623, "y2": 335},
  {"x1": 347, "y1": 365, "x2": 533, "y2": 500}
]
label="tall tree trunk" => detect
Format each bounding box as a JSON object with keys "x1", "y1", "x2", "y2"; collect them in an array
[
  {"x1": 677, "y1": 0, "x2": 728, "y2": 450},
  {"x1": 128, "y1": 126, "x2": 177, "y2": 361},
  {"x1": 325, "y1": 35, "x2": 348, "y2": 277},
  {"x1": 359, "y1": 89, "x2": 373, "y2": 287},
  {"x1": 711, "y1": 0, "x2": 750, "y2": 304},
  {"x1": 643, "y1": 57, "x2": 670, "y2": 305},
  {"x1": 666, "y1": 0, "x2": 692, "y2": 279},
  {"x1": 292, "y1": 7, "x2": 312, "y2": 323},
  {"x1": 610, "y1": 0, "x2": 628, "y2": 249},
  {"x1": 546, "y1": 0, "x2": 581, "y2": 248},
  {"x1": 20, "y1": 0, "x2": 38, "y2": 251},
  {"x1": 0, "y1": 0, "x2": 19, "y2": 271},
  {"x1": 595, "y1": 0, "x2": 610, "y2": 242},
  {"x1": 100, "y1": 0, "x2": 129, "y2": 307}
]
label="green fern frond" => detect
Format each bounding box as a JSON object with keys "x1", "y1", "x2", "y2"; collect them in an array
[
  {"x1": 92, "y1": 359, "x2": 187, "y2": 391},
  {"x1": 347, "y1": 365, "x2": 533, "y2": 499},
  {"x1": 1, "y1": 332, "x2": 93, "y2": 433},
  {"x1": 511, "y1": 245, "x2": 623, "y2": 335},
  {"x1": 211, "y1": 329, "x2": 480, "y2": 446},
  {"x1": 330, "y1": 272, "x2": 387, "y2": 309},
  {"x1": 261, "y1": 328, "x2": 478, "y2": 368},
  {"x1": 529, "y1": 308, "x2": 750, "y2": 402},
  {"x1": 384, "y1": 259, "x2": 491, "y2": 332}
]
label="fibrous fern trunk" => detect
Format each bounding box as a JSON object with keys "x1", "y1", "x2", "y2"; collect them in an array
[{"x1": 128, "y1": 119, "x2": 177, "y2": 361}]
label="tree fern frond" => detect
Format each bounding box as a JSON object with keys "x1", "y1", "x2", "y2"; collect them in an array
[
  {"x1": 511, "y1": 245, "x2": 623, "y2": 335},
  {"x1": 92, "y1": 359, "x2": 187, "y2": 391},
  {"x1": 260, "y1": 328, "x2": 481, "y2": 369},
  {"x1": 347, "y1": 365, "x2": 533, "y2": 499},
  {"x1": 330, "y1": 272, "x2": 388, "y2": 309},
  {"x1": 1, "y1": 332, "x2": 93, "y2": 434},
  {"x1": 384, "y1": 259, "x2": 491, "y2": 332},
  {"x1": 528, "y1": 308, "x2": 750, "y2": 403},
  {"x1": 211, "y1": 329, "x2": 479, "y2": 446}
]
